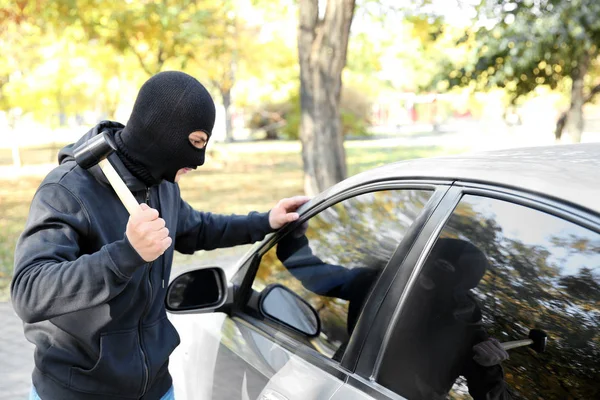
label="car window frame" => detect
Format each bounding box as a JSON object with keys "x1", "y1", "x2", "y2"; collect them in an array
[
  {"x1": 228, "y1": 180, "x2": 453, "y2": 379},
  {"x1": 355, "y1": 181, "x2": 600, "y2": 397}
]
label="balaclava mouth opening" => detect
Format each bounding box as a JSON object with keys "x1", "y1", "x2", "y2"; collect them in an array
[{"x1": 115, "y1": 71, "x2": 216, "y2": 186}]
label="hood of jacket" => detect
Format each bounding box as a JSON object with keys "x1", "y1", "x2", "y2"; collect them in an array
[{"x1": 58, "y1": 120, "x2": 147, "y2": 192}]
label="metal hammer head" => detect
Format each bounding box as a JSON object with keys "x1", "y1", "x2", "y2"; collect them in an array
[
  {"x1": 528, "y1": 328, "x2": 548, "y2": 353},
  {"x1": 73, "y1": 131, "x2": 116, "y2": 169}
]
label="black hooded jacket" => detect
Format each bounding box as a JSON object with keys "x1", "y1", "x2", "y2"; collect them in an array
[{"x1": 11, "y1": 121, "x2": 273, "y2": 400}]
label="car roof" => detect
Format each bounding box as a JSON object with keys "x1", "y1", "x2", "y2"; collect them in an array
[{"x1": 323, "y1": 143, "x2": 600, "y2": 216}]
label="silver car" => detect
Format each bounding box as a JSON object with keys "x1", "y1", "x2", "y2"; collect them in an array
[{"x1": 166, "y1": 143, "x2": 600, "y2": 400}]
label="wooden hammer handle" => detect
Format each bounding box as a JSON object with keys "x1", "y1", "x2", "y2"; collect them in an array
[
  {"x1": 99, "y1": 159, "x2": 141, "y2": 215},
  {"x1": 501, "y1": 339, "x2": 533, "y2": 350}
]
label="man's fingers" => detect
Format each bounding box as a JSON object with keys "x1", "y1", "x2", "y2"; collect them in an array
[
  {"x1": 147, "y1": 227, "x2": 169, "y2": 242},
  {"x1": 135, "y1": 206, "x2": 160, "y2": 222},
  {"x1": 286, "y1": 213, "x2": 300, "y2": 222},
  {"x1": 279, "y1": 196, "x2": 311, "y2": 211},
  {"x1": 160, "y1": 236, "x2": 173, "y2": 251},
  {"x1": 146, "y1": 218, "x2": 166, "y2": 232}
]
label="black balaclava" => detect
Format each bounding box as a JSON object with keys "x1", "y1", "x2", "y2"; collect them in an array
[
  {"x1": 114, "y1": 71, "x2": 216, "y2": 186},
  {"x1": 416, "y1": 238, "x2": 488, "y2": 324}
]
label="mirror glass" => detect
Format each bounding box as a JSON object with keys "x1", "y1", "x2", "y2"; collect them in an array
[
  {"x1": 166, "y1": 268, "x2": 224, "y2": 311},
  {"x1": 261, "y1": 285, "x2": 319, "y2": 337}
]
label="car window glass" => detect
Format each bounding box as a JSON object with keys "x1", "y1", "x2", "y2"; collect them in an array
[
  {"x1": 252, "y1": 189, "x2": 433, "y2": 361},
  {"x1": 378, "y1": 195, "x2": 600, "y2": 400}
]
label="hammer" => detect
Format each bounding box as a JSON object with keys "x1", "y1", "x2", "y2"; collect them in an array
[
  {"x1": 73, "y1": 131, "x2": 140, "y2": 215},
  {"x1": 500, "y1": 328, "x2": 547, "y2": 353}
]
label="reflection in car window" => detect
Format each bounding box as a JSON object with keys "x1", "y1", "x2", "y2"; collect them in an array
[
  {"x1": 252, "y1": 189, "x2": 433, "y2": 361},
  {"x1": 378, "y1": 195, "x2": 600, "y2": 400}
]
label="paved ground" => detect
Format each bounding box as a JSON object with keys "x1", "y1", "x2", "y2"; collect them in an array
[{"x1": 0, "y1": 302, "x2": 35, "y2": 399}]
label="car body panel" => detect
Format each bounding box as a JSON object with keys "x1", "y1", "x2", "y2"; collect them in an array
[
  {"x1": 314, "y1": 143, "x2": 600, "y2": 215},
  {"x1": 169, "y1": 144, "x2": 600, "y2": 400},
  {"x1": 171, "y1": 313, "x2": 345, "y2": 400}
]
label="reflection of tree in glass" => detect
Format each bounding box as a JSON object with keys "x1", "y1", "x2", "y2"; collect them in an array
[
  {"x1": 443, "y1": 196, "x2": 600, "y2": 400},
  {"x1": 256, "y1": 249, "x2": 349, "y2": 353},
  {"x1": 253, "y1": 189, "x2": 433, "y2": 358},
  {"x1": 307, "y1": 190, "x2": 432, "y2": 269}
]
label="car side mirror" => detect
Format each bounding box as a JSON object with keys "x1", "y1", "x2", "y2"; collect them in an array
[
  {"x1": 259, "y1": 284, "x2": 320, "y2": 337},
  {"x1": 166, "y1": 267, "x2": 228, "y2": 314}
]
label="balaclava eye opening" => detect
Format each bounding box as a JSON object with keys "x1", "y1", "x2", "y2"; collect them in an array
[{"x1": 114, "y1": 71, "x2": 216, "y2": 186}]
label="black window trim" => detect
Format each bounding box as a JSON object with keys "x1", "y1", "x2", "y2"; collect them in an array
[
  {"x1": 363, "y1": 181, "x2": 600, "y2": 386},
  {"x1": 354, "y1": 185, "x2": 464, "y2": 379},
  {"x1": 231, "y1": 180, "x2": 453, "y2": 378},
  {"x1": 454, "y1": 181, "x2": 600, "y2": 233},
  {"x1": 230, "y1": 180, "x2": 451, "y2": 292},
  {"x1": 255, "y1": 180, "x2": 452, "y2": 260},
  {"x1": 339, "y1": 186, "x2": 450, "y2": 373}
]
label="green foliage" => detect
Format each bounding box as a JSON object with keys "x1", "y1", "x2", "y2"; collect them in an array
[
  {"x1": 440, "y1": 0, "x2": 600, "y2": 101},
  {"x1": 50, "y1": 0, "x2": 225, "y2": 75},
  {"x1": 1, "y1": 0, "x2": 298, "y2": 127}
]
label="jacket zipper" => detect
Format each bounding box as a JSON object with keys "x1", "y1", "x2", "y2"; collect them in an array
[{"x1": 139, "y1": 187, "x2": 152, "y2": 396}]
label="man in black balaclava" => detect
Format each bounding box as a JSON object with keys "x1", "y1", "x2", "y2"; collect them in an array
[
  {"x1": 114, "y1": 71, "x2": 217, "y2": 186},
  {"x1": 381, "y1": 238, "x2": 511, "y2": 400},
  {"x1": 12, "y1": 71, "x2": 309, "y2": 400}
]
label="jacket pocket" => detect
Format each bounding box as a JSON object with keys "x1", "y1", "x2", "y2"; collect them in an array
[
  {"x1": 142, "y1": 317, "x2": 181, "y2": 382},
  {"x1": 69, "y1": 329, "x2": 143, "y2": 398}
]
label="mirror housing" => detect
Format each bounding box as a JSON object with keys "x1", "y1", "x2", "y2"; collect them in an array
[
  {"x1": 259, "y1": 284, "x2": 320, "y2": 337},
  {"x1": 166, "y1": 267, "x2": 228, "y2": 314}
]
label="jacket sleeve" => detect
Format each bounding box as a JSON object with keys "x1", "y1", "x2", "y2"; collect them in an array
[
  {"x1": 174, "y1": 196, "x2": 273, "y2": 254},
  {"x1": 11, "y1": 183, "x2": 146, "y2": 323},
  {"x1": 276, "y1": 234, "x2": 358, "y2": 299}
]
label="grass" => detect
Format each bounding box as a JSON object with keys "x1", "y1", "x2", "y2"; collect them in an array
[{"x1": 0, "y1": 139, "x2": 463, "y2": 301}]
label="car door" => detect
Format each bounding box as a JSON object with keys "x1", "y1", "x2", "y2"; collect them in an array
[
  {"x1": 199, "y1": 182, "x2": 451, "y2": 400},
  {"x1": 334, "y1": 183, "x2": 600, "y2": 400}
]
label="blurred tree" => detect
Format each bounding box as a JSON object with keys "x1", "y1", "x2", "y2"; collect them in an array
[
  {"x1": 0, "y1": 1, "x2": 137, "y2": 123},
  {"x1": 51, "y1": 0, "x2": 290, "y2": 142},
  {"x1": 439, "y1": 0, "x2": 600, "y2": 142},
  {"x1": 51, "y1": 0, "x2": 221, "y2": 76},
  {"x1": 187, "y1": 5, "x2": 294, "y2": 142},
  {"x1": 0, "y1": 1, "x2": 99, "y2": 164},
  {"x1": 297, "y1": 0, "x2": 439, "y2": 194},
  {"x1": 248, "y1": 84, "x2": 373, "y2": 140},
  {"x1": 298, "y1": 0, "x2": 355, "y2": 196}
]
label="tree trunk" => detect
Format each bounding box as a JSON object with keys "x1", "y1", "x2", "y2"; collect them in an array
[
  {"x1": 555, "y1": 80, "x2": 600, "y2": 141},
  {"x1": 265, "y1": 128, "x2": 279, "y2": 140},
  {"x1": 11, "y1": 143, "x2": 22, "y2": 168},
  {"x1": 298, "y1": 0, "x2": 355, "y2": 196},
  {"x1": 565, "y1": 76, "x2": 585, "y2": 143},
  {"x1": 558, "y1": 54, "x2": 589, "y2": 143},
  {"x1": 221, "y1": 88, "x2": 234, "y2": 143},
  {"x1": 7, "y1": 113, "x2": 21, "y2": 168}
]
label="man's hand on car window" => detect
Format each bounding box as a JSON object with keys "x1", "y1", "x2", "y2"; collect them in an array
[{"x1": 269, "y1": 196, "x2": 310, "y2": 230}]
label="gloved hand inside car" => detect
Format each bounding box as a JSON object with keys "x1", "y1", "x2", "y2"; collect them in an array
[{"x1": 472, "y1": 338, "x2": 510, "y2": 367}]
